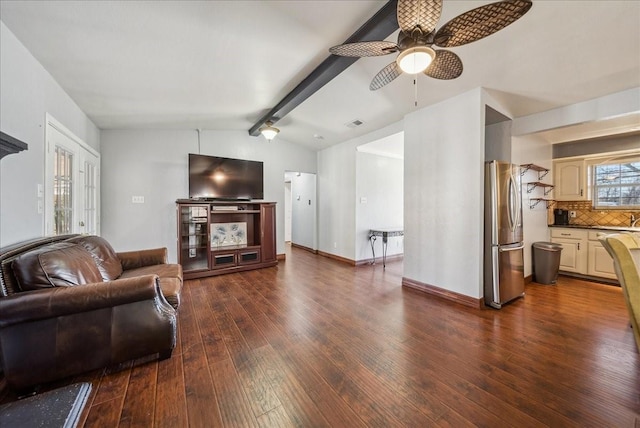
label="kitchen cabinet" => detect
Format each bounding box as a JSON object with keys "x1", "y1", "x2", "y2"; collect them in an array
[
  {"x1": 554, "y1": 159, "x2": 587, "y2": 201},
  {"x1": 550, "y1": 228, "x2": 588, "y2": 274},
  {"x1": 587, "y1": 231, "x2": 617, "y2": 279}
]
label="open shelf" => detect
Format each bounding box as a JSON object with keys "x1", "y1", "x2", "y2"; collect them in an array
[
  {"x1": 520, "y1": 164, "x2": 549, "y2": 180},
  {"x1": 529, "y1": 198, "x2": 555, "y2": 209},
  {"x1": 525, "y1": 182, "x2": 554, "y2": 195}
]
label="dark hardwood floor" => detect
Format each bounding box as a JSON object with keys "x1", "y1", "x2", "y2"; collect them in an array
[{"x1": 14, "y1": 246, "x2": 640, "y2": 426}]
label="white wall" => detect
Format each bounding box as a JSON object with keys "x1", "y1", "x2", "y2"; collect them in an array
[
  {"x1": 0, "y1": 22, "x2": 100, "y2": 246},
  {"x1": 404, "y1": 88, "x2": 485, "y2": 298},
  {"x1": 100, "y1": 129, "x2": 316, "y2": 262},
  {"x1": 290, "y1": 172, "x2": 317, "y2": 250},
  {"x1": 511, "y1": 135, "x2": 553, "y2": 277},
  {"x1": 355, "y1": 151, "x2": 403, "y2": 262},
  {"x1": 317, "y1": 120, "x2": 403, "y2": 260}
]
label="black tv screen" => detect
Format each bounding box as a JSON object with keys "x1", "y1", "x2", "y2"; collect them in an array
[{"x1": 189, "y1": 154, "x2": 264, "y2": 200}]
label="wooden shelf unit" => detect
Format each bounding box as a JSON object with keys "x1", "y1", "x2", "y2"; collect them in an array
[{"x1": 176, "y1": 200, "x2": 277, "y2": 279}]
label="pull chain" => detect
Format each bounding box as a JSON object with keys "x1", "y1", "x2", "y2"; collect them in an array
[{"x1": 414, "y1": 77, "x2": 418, "y2": 107}]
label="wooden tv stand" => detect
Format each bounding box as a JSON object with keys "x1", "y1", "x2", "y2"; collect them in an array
[{"x1": 176, "y1": 200, "x2": 277, "y2": 279}]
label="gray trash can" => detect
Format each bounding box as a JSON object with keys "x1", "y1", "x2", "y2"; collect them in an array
[{"x1": 533, "y1": 242, "x2": 563, "y2": 284}]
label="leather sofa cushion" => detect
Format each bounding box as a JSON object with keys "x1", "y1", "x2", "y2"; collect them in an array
[
  {"x1": 120, "y1": 264, "x2": 182, "y2": 309},
  {"x1": 12, "y1": 243, "x2": 103, "y2": 291},
  {"x1": 67, "y1": 235, "x2": 123, "y2": 280}
]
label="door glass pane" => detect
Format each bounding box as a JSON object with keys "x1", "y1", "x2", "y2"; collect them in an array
[
  {"x1": 54, "y1": 146, "x2": 73, "y2": 235},
  {"x1": 84, "y1": 161, "x2": 97, "y2": 234}
]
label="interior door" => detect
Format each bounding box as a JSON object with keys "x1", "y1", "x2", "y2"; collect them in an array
[
  {"x1": 79, "y1": 147, "x2": 100, "y2": 235},
  {"x1": 45, "y1": 116, "x2": 100, "y2": 236}
]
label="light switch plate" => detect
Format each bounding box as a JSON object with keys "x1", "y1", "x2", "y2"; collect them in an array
[{"x1": 132, "y1": 196, "x2": 145, "y2": 204}]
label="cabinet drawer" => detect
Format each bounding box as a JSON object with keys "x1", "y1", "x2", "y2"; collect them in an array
[
  {"x1": 211, "y1": 252, "x2": 237, "y2": 269},
  {"x1": 550, "y1": 228, "x2": 588, "y2": 239},
  {"x1": 238, "y1": 248, "x2": 261, "y2": 265}
]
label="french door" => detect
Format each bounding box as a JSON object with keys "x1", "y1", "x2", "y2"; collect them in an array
[{"x1": 45, "y1": 115, "x2": 100, "y2": 236}]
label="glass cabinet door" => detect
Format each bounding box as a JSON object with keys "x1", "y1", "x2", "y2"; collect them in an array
[{"x1": 179, "y1": 205, "x2": 209, "y2": 271}]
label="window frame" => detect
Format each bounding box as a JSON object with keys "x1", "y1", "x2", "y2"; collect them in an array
[{"x1": 591, "y1": 156, "x2": 640, "y2": 210}]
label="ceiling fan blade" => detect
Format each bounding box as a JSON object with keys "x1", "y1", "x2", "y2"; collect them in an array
[
  {"x1": 397, "y1": 0, "x2": 442, "y2": 35},
  {"x1": 370, "y1": 62, "x2": 402, "y2": 91},
  {"x1": 424, "y1": 50, "x2": 463, "y2": 80},
  {"x1": 329, "y1": 41, "x2": 398, "y2": 57},
  {"x1": 434, "y1": 0, "x2": 532, "y2": 48}
]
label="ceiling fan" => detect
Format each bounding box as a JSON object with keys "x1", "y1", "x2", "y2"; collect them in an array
[{"x1": 329, "y1": 0, "x2": 532, "y2": 90}]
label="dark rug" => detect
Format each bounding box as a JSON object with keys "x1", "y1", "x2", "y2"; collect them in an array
[{"x1": 0, "y1": 382, "x2": 92, "y2": 428}]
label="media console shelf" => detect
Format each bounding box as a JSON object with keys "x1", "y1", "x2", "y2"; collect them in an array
[{"x1": 176, "y1": 200, "x2": 276, "y2": 279}]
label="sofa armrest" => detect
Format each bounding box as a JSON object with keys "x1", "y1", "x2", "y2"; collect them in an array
[
  {"x1": 117, "y1": 248, "x2": 168, "y2": 270},
  {"x1": 0, "y1": 275, "x2": 162, "y2": 327}
]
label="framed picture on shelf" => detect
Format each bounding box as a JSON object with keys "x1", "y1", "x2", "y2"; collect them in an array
[{"x1": 211, "y1": 222, "x2": 247, "y2": 248}]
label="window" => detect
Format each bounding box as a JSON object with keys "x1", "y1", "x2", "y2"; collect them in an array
[
  {"x1": 593, "y1": 160, "x2": 640, "y2": 208},
  {"x1": 54, "y1": 145, "x2": 73, "y2": 234}
]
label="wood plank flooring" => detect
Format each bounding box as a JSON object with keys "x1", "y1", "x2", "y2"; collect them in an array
[{"x1": 8, "y1": 245, "x2": 640, "y2": 427}]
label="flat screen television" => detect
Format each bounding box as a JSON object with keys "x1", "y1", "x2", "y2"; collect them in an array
[{"x1": 189, "y1": 154, "x2": 264, "y2": 200}]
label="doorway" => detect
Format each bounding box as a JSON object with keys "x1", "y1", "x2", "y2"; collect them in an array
[
  {"x1": 284, "y1": 171, "x2": 317, "y2": 252},
  {"x1": 45, "y1": 115, "x2": 100, "y2": 236}
]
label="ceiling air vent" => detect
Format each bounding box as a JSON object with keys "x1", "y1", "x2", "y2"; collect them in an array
[{"x1": 345, "y1": 119, "x2": 364, "y2": 129}]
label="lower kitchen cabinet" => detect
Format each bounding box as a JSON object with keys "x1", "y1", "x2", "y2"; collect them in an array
[
  {"x1": 587, "y1": 231, "x2": 617, "y2": 279},
  {"x1": 551, "y1": 228, "x2": 588, "y2": 274},
  {"x1": 550, "y1": 227, "x2": 619, "y2": 282}
]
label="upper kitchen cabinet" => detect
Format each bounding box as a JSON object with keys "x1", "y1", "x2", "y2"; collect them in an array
[{"x1": 554, "y1": 159, "x2": 588, "y2": 201}]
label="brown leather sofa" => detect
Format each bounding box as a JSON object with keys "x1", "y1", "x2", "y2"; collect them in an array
[{"x1": 0, "y1": 234, "x2": 183, "y2": 391}]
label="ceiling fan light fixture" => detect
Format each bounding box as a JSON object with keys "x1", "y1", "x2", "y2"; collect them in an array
[
  {"x1": 260, "y1": 121, "x2": 280, "y2": 141},
  {"x1": 396, "y1": 46, "x2": 435, "y2": 74}
]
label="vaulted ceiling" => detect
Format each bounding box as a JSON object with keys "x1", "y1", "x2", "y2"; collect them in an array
[{"x1": 1, "y1": 1, "x2": 639, "y2": 150}]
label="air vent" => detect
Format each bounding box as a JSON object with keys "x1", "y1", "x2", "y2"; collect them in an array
[{"x1": 345, "y1": 119, "x2": 364, "y2": 129}]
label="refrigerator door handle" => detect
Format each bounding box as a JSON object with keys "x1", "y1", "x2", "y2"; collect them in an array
[
  {"x1": 499, "y1": 244, "x2": 525, "y2": 252},
  {"x1": 507, "y1": 175, "x2": 516, "y2": 232},
  {"x1": 513, "y1": 170, "x2": 522, "y2": 228}
]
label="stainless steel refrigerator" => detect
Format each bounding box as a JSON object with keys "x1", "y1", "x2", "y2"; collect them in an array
[{"x1": 484, "y1": 160, "x2": 525, "y2": 308}]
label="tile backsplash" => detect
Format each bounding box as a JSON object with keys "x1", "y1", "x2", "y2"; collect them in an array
[{"x1": 549, "y1": 200, "x2": 640, "y2": 227}]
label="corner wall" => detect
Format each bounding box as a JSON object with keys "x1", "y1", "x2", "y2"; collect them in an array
[
  {"x1": 0, "y1": 21, "x2": 100, "y2": 246},
  {"x1": 403, "y1": 88, "x2": 485, "y2": 298}
]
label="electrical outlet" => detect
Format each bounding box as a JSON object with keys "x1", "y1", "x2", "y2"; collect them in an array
[{"x1": 569, "y1": 210, "x2": 576, "y2": 218}]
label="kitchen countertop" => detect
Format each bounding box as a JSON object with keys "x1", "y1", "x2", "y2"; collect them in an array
[{"x1": 548, "y1": 224, "x2": 640, "y2": 232}]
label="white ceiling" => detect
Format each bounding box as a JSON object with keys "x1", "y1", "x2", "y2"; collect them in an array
[{"x1": 1, "y1": 1, "x2": 639, "y2": 151}]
